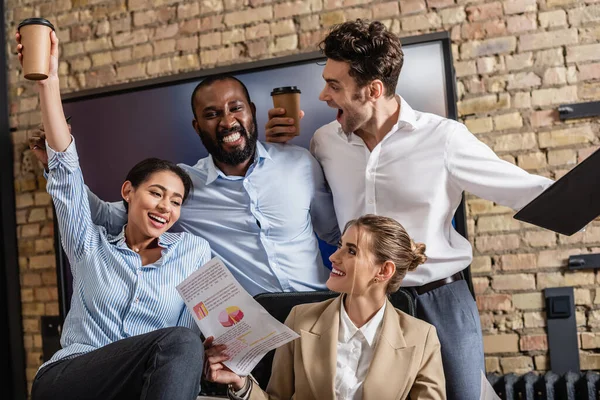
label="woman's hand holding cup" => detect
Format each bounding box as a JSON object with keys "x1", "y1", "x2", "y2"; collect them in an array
[{"x1": 16, "y1": 20, "x2": 59, "y2": 83}]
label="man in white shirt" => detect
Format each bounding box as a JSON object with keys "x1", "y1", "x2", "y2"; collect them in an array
[{"x1": 266, "y1": 19, "x2": 553, "y2": 400}]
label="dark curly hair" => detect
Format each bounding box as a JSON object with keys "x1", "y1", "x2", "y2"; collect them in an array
[{"x1": 319, "y1": 19, "x2": 404, "y2": 97}]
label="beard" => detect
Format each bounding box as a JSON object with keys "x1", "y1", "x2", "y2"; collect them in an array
[
  {"x1": 198, "y1": 118, "x2": 258, "y2": 166},
  {"x1": 337, "y1": 91, "x2": 368, "y2": 134},
  {"x1": 339, "y1": 108, "x2": 369, "y2": 134},
  {"x1": 341, "y1": 112, "x2": 362, "y2": 134}
]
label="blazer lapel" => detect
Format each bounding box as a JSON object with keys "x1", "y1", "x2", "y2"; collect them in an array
[
  {"x1": 363, "y1": 301, "x2": 416, "y2": 400},
  {"x1": 301, "y1": 297, "x2": 340, "y2": 400}
]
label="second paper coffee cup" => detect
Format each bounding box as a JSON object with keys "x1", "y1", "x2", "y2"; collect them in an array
[
  {"x1": 18, "y1": 18, "x2": 55, "y2": 81},
  {"x1": 271, "y1": 86, "x2": 301, "y2": 136}
]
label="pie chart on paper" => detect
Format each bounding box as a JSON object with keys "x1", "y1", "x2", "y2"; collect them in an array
[{"x1": 218, "y1": 306, "x2": 245, "y2": 328}]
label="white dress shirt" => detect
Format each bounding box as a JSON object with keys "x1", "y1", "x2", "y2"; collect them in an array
[
  {"x1": 311, "y1": 97, "x2": 553, "y2": 286},
  {"x1": 335, "y1": 300, "x2": 386, "y2": 400}
]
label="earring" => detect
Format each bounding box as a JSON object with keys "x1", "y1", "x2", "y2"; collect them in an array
[{"x1": 125, "y1": 197, "x2": 129, "y2": 202}]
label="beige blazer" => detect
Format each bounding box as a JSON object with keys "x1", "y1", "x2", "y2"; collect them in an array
[{"x1": 249, "y1": 296, "x2": 446, "y2": 400}]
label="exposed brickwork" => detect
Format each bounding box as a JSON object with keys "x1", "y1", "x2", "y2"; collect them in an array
[{"x1": 5, "y1": 0, "x2": 600, "y2": 392}]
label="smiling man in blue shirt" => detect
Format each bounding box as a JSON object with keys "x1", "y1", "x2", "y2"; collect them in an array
[{"x1": 85, "y1": 75, "x2": 340, "y2": 296}]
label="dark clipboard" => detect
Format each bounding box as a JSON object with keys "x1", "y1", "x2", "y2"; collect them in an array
[{"x1": 514, "y1": 147, "x2": 600, "y2": 236}]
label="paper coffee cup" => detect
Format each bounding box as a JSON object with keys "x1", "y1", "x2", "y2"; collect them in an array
[
  {"x1": 271, "y1": 86, "x2": 302, "y2": 136},
  {"x1": 18, "y1": 18, "x2": 55, "y2": 81}
]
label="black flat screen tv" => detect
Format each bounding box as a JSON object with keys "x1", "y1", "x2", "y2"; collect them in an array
[{"x1": 55, "y1": 31, "x2": 467, "y2": 319}]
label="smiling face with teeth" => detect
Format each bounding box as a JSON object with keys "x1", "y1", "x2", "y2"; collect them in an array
[
  {"x1": 192, "y1": 78, "x2": 258, "y2": 172},
  {"x1": 326, "y1": 224, "x2": 386, "y2": 297},
  {"x1": 122, "y1": 170, "x2": 185, "y2": 240}
]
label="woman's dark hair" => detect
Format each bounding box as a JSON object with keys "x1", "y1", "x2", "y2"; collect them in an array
[
  {"x1": 319, "y1": 19, "x2": 404, "y2": 97},
  {"x1": 122, "y1": 158, "x2": 193, "y2": 212}
]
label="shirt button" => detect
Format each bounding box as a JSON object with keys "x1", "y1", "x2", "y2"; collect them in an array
[
  {"x1": 368, "y1": 199, "x2": 374, "y2": 204},
  {"x1": 135, "y1": 298, "x2": 140, "y2": 303}
]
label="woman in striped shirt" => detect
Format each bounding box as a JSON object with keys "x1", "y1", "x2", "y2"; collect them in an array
[{"x1": 18, "y1": 30, "x2": 211, "y2": 400}]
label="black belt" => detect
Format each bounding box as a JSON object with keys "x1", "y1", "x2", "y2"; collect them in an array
[{"x1": 415, "y1": 272, "x2": 463, "y2": 295}]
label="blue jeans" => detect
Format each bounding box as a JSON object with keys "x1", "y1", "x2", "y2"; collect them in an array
[
  {"x1": 32, "y1": 327, "x2": 204, "y2": 400},
  {"x1": 411, "y1": 279, "x2": 485, "y2": 400}
]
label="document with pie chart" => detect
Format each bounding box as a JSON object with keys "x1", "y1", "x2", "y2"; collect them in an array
[
  {"x1": 176, "y1": 257, "x2": 299, "y2": 375},
  {"x1": 219, "y1": 306, "x2": 245, "y2": 327}
]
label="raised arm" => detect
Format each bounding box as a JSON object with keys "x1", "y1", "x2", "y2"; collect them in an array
[
  {"x1": 17, "y1": 31, "x2": 97, "y2": 262},
  {"x1": 46, "y1": 144, "x2": 100, "y2": 263},
  {"x1": 18, "y1": 32, "x2": 71, "y2": 153}
]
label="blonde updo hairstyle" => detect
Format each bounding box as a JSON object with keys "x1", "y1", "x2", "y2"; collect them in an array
[{"x1": 344, "y1": 214, "x2": 427, "y2": 294}]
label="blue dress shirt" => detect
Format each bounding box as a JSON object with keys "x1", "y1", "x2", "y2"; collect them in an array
[
  {"x1": 87, "y1": 142, "x2": 340, "y2": 296},
  {"x1": 41, "y1": 140, "x2": 211, "y2": 370}
]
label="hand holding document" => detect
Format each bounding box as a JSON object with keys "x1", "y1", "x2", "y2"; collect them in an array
[{"x1": 176, "y1": 257, "x2": 299, "y2": 376}]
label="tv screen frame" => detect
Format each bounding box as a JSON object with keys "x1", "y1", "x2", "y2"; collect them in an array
[{"x1": 53, "y1": 31, "x2": 470, "y2": 321}]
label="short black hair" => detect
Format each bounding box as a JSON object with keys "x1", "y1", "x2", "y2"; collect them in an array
[
  {"x1": 190, "y1": 75, "x2": 252, "y2": 119},
  {"x1": 123, "y1": 158, "x2": 193, "y2": 212},
  {"x1": 320, "y1": 19, "x2": 404, "y2": 97}
]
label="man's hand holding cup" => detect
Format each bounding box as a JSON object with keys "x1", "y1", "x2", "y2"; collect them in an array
[{"x1": 265, "y1": 86, "x2": 305, "y2": 143}]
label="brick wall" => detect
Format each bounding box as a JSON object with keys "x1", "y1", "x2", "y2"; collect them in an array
[{"x1": 5, "y1": 0, "x2": 600, "y2": 393}]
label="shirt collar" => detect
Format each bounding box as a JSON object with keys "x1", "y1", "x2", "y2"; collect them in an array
[
  {"x1": 204, "y1": 141, "x2": 272, "y2": 185},
  {"x1": 337, "y1": 95, "x2": 417, "y2": 144},
  {"x1": 108, "y1": 224, "x2": 179, "y2": 249},
  {"x1": 339, "y1": 297, "x2": 386, "y2": 347},
  {"x1": 397, "y1": 95, "x2": 417, "y2": 131}
]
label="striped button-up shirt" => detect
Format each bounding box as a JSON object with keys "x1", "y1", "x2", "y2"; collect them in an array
[{"x1": 41, "y1": 140, "x2": 211, "y2": 370}]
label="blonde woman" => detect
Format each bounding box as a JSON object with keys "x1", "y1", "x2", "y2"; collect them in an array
[{"x1": 205, "y1": 214, "x2": 446, "y2": 400}]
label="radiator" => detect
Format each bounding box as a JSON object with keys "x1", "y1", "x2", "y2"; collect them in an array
[{"x1": 487, "y1": 371, "x2": 600, "y2": 400}]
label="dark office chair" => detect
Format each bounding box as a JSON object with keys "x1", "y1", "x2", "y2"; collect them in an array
[{"x1": 250, "y1": 288, "x2": 416, "y2": 389}]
